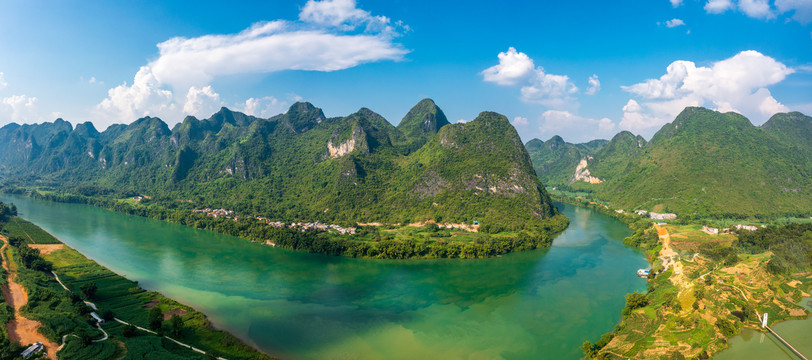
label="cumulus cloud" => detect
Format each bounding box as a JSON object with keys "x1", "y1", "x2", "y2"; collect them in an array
[
  {"x1": 776, "y1": 0, "x2": 812, "y2": 24},
  {"x1": 705, "y1": 0, "x2": 735, "y2": 13},
  {"x1": 671, "y1": 0, "x2": 684, "y2": 7},
  {"x1": 739, "y1": 0, "x2": 775, "y2": 19},
  {"x1": 1, "y1": 94, "x2": 40, "y2": 124},
  {"x1": 538, "y1": 110, "x2": 616, "y2": 142},
  {"x1": 666, "y1": 18, "x2": 686, "y2": 27},
  {"x1": 94, "y1": 0, "x2": 408, "y2": 126},
  {"x1": 705, "y1": 0, "x2": 811, "y2": 23},
  {"x1": 481, "y1": 47, "x2": 535, "y2": 86},
  {"x1": 512, "y1": 116, "x2": 528, "y2": 125},
  {"x1": 482, "y1": 47, "x2": 578, "y2": 107},
  {"x1": 586, "y1": 74, "x2": 600, "y2": 95},
  {"x1": 95, "y1": 66, "x2": 175, "y2": 127},
  {"x1": 183, "y1": 86, "x2": 222, "y2": 118},
  {"x1": 238, "y1": 96, "x2": 297, "y2": 118},
  {"x1": 299, "y1": 0, "x2": 395, "y2": 32},
  {"x1": 620, "y1": 50, "x2": 794, "y2": 135}
]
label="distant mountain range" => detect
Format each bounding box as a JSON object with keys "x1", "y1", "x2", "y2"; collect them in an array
[
  {"x1": 0, "y1": 99, "x2": 558, "y2": 232},
  {"x1": 527, "y1": 107, "x2": 812, "y2": 218}
]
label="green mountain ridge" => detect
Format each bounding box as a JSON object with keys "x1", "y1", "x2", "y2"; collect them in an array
[
  {"x1": 526, "y1": 107, "x2": 812, "y2": 218},
  {"x1": 0, "y1": 99, "x2": 558, "y2": 232}
]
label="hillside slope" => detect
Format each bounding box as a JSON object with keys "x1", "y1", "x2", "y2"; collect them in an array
[
  {"x1": 0, "y1": 99, "x2": 559, "y2": 232},
  {"x1": 527, "y1": 107, "x2": 812, "y2": 218}
]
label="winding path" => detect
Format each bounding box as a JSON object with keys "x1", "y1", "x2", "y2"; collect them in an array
[
  {"x1": 1, "y1": 235, "x2": 59, "y2": 359},
  {"x1": 52, "y1": 269, "x2": 228, "y2": 359}
]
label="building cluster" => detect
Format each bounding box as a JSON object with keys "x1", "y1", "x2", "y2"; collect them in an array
[
  {"x1": 701, "y1": 224, "x2": 763, "y2": 236},
  {"x1": 735, "y1": 224, "x2": 760, "y2": 232},
  {"x1": 192, "y1": 208, "x2": 238, "y2": 220},
  {"x1": 649, "y1": 212, "x2": 677, "y2": 220},
  {"x1": 254, "y1": 216, "x2": 356, "y2": 234}
]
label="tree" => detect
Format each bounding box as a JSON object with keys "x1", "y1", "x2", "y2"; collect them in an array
[
  {"x1": 101, "y1": 309, "x2": 115, "y2": 321},
  {"x1": 169, "y1": 314, "x2": 183, "y2": 336},
  {"x1": 148, "y1": 307, "x2": 163, "y2": 331},
  {"x1": 123, "y1": 324, "x2": 137, "y2": 337},
  {"x1": 80, "y1": 282, "x2": 98, "y2": 299},
  {"x1": 622, "y1": 292, "x2": 649, "y2": 316}
]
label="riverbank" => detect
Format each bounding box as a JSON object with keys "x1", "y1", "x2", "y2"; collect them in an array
[
  {"x1": 1, "y1": 187, "x2": 569, "y2": 260},
  {"x1": 0, "y1": 211, "x2": 274, "y2": 359},
  {"x1": 563, "y1": 193, "x2": 812, "y2": 359}
]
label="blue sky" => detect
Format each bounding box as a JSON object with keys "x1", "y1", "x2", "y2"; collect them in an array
[{"x1": 0, "y1": 0, "x2": 810, "y2": 143}]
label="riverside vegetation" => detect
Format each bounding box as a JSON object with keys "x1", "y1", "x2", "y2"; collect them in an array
[
  {"x1": 556, "y1": 196, "x2": 812, "y2": 359},
  {"x1": 0, "y1": 99, "x2": 568, "y2": 259},
  {"x1": 0, "y1": 199, "x2": 273, "y2": 359}
]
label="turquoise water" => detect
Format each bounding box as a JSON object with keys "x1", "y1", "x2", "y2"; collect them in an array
[
  {"x1": 716, "y1": 298, "x2": 812, "y2": 360},
  {"x1": 1, "y1": 194, "x2": 648, "y2": 359}
]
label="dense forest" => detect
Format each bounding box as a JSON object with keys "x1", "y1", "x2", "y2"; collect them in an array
[{"x1": 527, "y1": 108, "x2": 812, "y2": 219}]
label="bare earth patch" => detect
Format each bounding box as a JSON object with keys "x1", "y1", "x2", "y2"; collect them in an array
[
  {"x1": 163, "y1": 308, "x2": 188, "y2": 320},
  {"x1": 789, "y1": 308, "x2": 806, "y2": 317},
  {"x1": 2, "y1": 236, "x2": 60, "y2": 360},
  {"x1": 28, "y1": 244, "x2": 65, "y2": 255}
]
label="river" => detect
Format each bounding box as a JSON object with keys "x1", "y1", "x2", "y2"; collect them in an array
[{"x1": 1, "y1": 194, "x2": 648, "y2": 359}]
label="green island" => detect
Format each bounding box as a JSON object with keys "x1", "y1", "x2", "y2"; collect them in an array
[{"x1": 0, "y1": 200, "x2": 274, "y2": 360}]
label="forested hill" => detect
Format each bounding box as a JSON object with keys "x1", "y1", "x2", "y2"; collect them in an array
[
  {"x1": 526, "y1": 107, "x2": 812, "y2": 219},
  {"x1": 0, "y1": 99, "x2": 558, "y2": 232}
]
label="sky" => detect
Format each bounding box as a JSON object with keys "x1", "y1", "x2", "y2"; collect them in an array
[{"x1": 0, "y1": 0, "x2": 811, "y2": 143}]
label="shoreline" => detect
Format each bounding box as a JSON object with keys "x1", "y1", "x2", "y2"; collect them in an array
[
  {"x1": 556, "y1": 193, "x2": 812, "y2": 359},
  {"x1": 0, "y1": 213, "x2": 276, "y2": 360},
  {"x1": 1, "y1": 190, "x2": 570, "y2": 260}
]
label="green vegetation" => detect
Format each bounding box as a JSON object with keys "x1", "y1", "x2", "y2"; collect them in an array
[
  {"x1": 736, "y1": 223, "x2": 812, "y2": 274},
  {"x1": 527, "y1": 107, "x2": 812, "y2": 219},
  {"x1": 0, "y1": 99, "x2": 566, "y2": 258},
  {"x1": 526, "y1": 135, "x2": 607, "y2": 185},
  {"x1": 1, "y1": 213, "x2": 274, "y2": 359},
  {"x1": 579, "y1": 218, "x2": 812, "y2": 359}
]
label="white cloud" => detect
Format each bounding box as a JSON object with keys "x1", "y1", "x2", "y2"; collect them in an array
[
  {"x1": 705, "y1": 0, "x2": 810, "y2": 23},
  {"x1": 183, "y1": 86, "x2": 222, "y2": 118},
  {"x1": 512, "y1": 116, "x2": 528, "y2": 125},
  {"x1": 151, "y1": 21, "x2": 407, "y2": 90},
  {"x1": 620, "y1": 50, "x2": 793, "y2": 135},
  {"x1": 671, "y1": 0, "x2": 684, "y2": 7},
  {"x1": 666, "y1": 18, "x2": 686, "y2": 27},
  {"x1": 738, "y1": 0, "x2": 775, "y2": 19},
  {"x1": 95, "y1": 0, "x2": 407, "y2": 126},
  {"x1": 94, "y1": 66, "x2": 176, "y2": 126},
  {"x1": 482, "y1": 47, "x2": 579, "y2": 108},
  {"x1": 776, "y1": 0, "x2": 812, "y2": 24},
  {"x1": 586, "y1": 74, "x2": 601, "y2": 95},
  {"x1": 88, "y1": 76, "x2": 103, "y2": 85},
  {"x1": 520, "y1": 71, "x2": 578, "y2": 106},
  {"x1": 705, "y1": 0, "x2": 735, "y2": 13},
  {"x1": 1, "y1": 94, "x2": 39, "y2": 124},
  {"x1": 0, "y1": 72, "x2": 6, "y2": 90},
  {"x1": 481, "y1": 47, "x2": 535, "y2": 86},
  {"x1": 299, "y1": 0, "x2": 394, "y2": 32},
  {"x1": 239, "y1": 96, "x2": 291, "y2": 118},
  {"x1": 538, "y1": 110, "x2": 616, "y2": 142}
]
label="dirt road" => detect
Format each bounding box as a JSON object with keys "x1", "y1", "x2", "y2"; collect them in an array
[{"x1": 1, "y1": 235, "x2": 59, "y2": 360}]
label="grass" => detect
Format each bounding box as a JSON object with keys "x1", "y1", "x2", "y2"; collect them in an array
[
  {"x1": 42, "y1": 244, "x2": 274, "y2": 360},
  {"x1": 3, "y1": 217, "x2": 62, "y2": 244},
  {"x1": 1, "y1": 216, "x2": 274, "y2": 360},
  {"x1": 591, "y1": 221, "x2": 812, "y2": 359}
]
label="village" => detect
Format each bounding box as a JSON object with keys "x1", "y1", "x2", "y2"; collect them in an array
[{"x1": 192, "y1": 208, "x2": 357, "y2": 235}]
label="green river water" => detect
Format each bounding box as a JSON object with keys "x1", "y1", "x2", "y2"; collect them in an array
[{"x1": 2, "y1": 194, "x2": 650, "y2": 359}]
